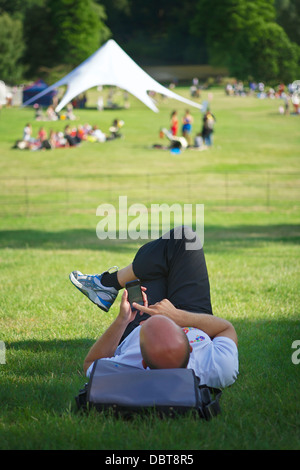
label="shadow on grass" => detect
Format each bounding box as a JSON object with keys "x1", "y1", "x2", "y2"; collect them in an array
[
  {"x1": 0, "y1": 224, "x2": 299, "y2": 251},
  {"x1": 0, "y1": 229, "x2": 139, "y2": 252},
  {"x1": 7, "y1": 337, "x2": 93, "y2": 355},
  {"x1": 3, "y1": 317, "x2": 300, "y2": 416}
]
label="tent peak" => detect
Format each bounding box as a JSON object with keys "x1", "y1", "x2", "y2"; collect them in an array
[{"x1": 22, "y1": 39, "x2": 203, "y2": 113}]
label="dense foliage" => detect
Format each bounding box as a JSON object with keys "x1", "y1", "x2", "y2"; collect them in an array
[{"x1": 0, "y1": 0, "x2": 299, "y2": 84}]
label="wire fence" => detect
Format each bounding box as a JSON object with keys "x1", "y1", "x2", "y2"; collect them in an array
[{"x1": 0, "y1": 171, "x2": 299, "y2": 217}]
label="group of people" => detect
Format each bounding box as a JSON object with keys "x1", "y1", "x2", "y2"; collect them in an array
[
  {"x1": 34, "y1": 103, "x2": 76, "y2": 122},
  {"x1": 170, "y1": 109, "x2": 194, "y2": 143},
  {"x1": 169, "y1": 108, "x2": 216, "y2": 149},
  {"x1": 225, "y1": 80, "x2": 292, "y2": 98},
  {"x1": 225, "y1": 80, "x2": 300, "y2": 115},
  {"x1": 278, "y1": 93, "x2": 300, "y2": 115},
  {"x1": 252, "y1": 81, "x2": 300, "y2": 114},
  {"x1": 13, "y1": 119, "x2": 124, "y2": 151}
]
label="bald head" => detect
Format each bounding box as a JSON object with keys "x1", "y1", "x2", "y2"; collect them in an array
[{"x1": 139, "y1": 315, "x2": 191, "y2": 369}]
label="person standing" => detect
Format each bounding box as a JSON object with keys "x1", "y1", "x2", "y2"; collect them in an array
[
  {"x1": 202, "y1": 110, "x2": 216, "y2": 146},
  {"x1": 181, "y1": 109, "x2": 193, "y2": 146},
  {"x1": 170, "y1": 110, "x2": 178, "y2": 136}
]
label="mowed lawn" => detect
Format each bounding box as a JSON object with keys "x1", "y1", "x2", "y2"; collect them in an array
[{"x1": 0, "y1": 87, "x2": 299, "y2": 450}]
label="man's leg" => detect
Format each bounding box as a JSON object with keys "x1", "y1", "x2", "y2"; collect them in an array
[
  {"x1": 120, "y1": 226, "x2": 212, "y2": 340},
  {"x1": 132, "y1": 226, "x2": 212, "y2": 312},
  {"x1": 70, "y1": 226, "x2": 212, "y2": 338}
]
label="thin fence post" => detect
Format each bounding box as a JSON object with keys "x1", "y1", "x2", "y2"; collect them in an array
[
  {"x1": 266, "y1": 172, "x2": 270, "y2": 209},
  {"x1": 65, "y1": 176, "x2": 69, "y2": 210},
  {"x1": 107, "y1": 174, "x2": 113, "y2": 203},
  {"x1": 147, "y1": 173, "x2": 151, "y2": 206},
  {"x1": 225, "y1": 172, "x2": 229, "y2": 208},
  {"x1": 186, "y1": 172, "x2": 191, "y2": 203},
  {"x1": 24, "y1": 177, "x2": 29, "y2": 216}
]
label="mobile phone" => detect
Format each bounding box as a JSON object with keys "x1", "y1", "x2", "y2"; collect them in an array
[{"x1": 125, "y1": 280, "x2": 143, "y2": 307}]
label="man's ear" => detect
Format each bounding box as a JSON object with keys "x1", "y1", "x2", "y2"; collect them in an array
[
  {"x1": 142, "y1": 359, "x2": 147, "y2": 369},
  {"x1": 190, "y1": 345, "x2": 193, "y2": 353}
]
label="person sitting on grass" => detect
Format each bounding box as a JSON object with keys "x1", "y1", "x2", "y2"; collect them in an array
[
  {"x1": 64, "y1": 125, "x2": 80, "y2": 146},
  {"x1": 69, "y1": 226, "x2": 239, "y2": 389}
]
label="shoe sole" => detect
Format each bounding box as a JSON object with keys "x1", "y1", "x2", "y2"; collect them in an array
[{"x1": 69, "y1": 271, "x2": 109, "y2": 312}]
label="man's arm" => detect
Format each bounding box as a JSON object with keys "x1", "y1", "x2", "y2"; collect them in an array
[
  {"x1": 132, "y1": 298, "x2": 238, "y2": 346},
  {"x1": 83, "y1": 314, "x2": 129, "y2": 374},
  {"x1": 83, "y1": 289, "x2": 144, "y2": 374}
]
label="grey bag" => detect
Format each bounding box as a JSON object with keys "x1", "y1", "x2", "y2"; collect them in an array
[{"x1": 75, "y1": 360, "x2": 222, "y2": 420}]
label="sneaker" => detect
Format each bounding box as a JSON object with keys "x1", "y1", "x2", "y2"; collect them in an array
[{"x1": 69, "y1": 267, "x2": 119, "y2": 312}]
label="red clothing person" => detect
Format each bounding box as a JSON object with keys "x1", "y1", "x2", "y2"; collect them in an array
[
  {"x1": 38, "y1": 127, "x2": 47, "y2": 142},
  {"x1": 170, "y1": 110, "x2": 178, "y2": 136}
]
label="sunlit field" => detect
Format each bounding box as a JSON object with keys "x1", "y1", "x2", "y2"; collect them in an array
[{"x1": 0, "y1": 87, "x2": 299, "y2": 450}]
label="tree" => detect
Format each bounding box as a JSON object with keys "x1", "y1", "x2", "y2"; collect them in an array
[
  {"x1": 248, "y1": 20, "x2": 300, "y2": 83},
  {"x1": 23, "y1": 0, "x2": 110, "y2": 76},
  {"x1": 275, "y1": 0, "x2": 300, "y2": 45},
  {"x1": 0, "y1": 12, "x2": 24, "y2": 83},
  {"x1": 190, "y1": 0, "x2": 300, "y2": 82},
  {"x1": 0, "y1": 0, "x2": 46, "y2": 19},
  {"x1": 48, "y1": 0, "x2": 110, "y2": 67},
  {"x1": 96, "y1": 0, "x2": 207, "y2": 65}
]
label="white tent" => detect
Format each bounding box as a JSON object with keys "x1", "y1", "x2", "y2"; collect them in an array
[
  {"x1": 0, "y1": 80, "x2": 7, "y2": 106},
  {"x1": 22, "y1": 39, "x2": 202, "y2": 113}
]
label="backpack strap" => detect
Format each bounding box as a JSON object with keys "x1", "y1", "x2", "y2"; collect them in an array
[
  {"x1": 75, "y1": 383, "x2": 88, "y2": 411},
  {"x1": 199, "y1": 386, "x2": 222, "y2": 420}
]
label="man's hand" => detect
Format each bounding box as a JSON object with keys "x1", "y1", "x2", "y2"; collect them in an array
[
  {"x1": 119, "y1": 289, "x2": 136, "y2": 323},
  {"x1": 119, "y1": 286, "x2": 148, "y2": 323},
  {"x1": 132, "y1": 298, "x2": 179, "y2": 322},
  {"x1": 132, "y1": 298, "x2": 238, "y2": 346}
]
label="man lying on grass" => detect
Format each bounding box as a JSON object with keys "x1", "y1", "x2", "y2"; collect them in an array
[{"x1": 70, "y1": 226, "x2": 238, "y2": 389}]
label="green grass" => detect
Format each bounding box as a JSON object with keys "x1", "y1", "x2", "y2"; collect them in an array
[{"x1": 0, "y1": 87, "x2": 299, "y2": 450}]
